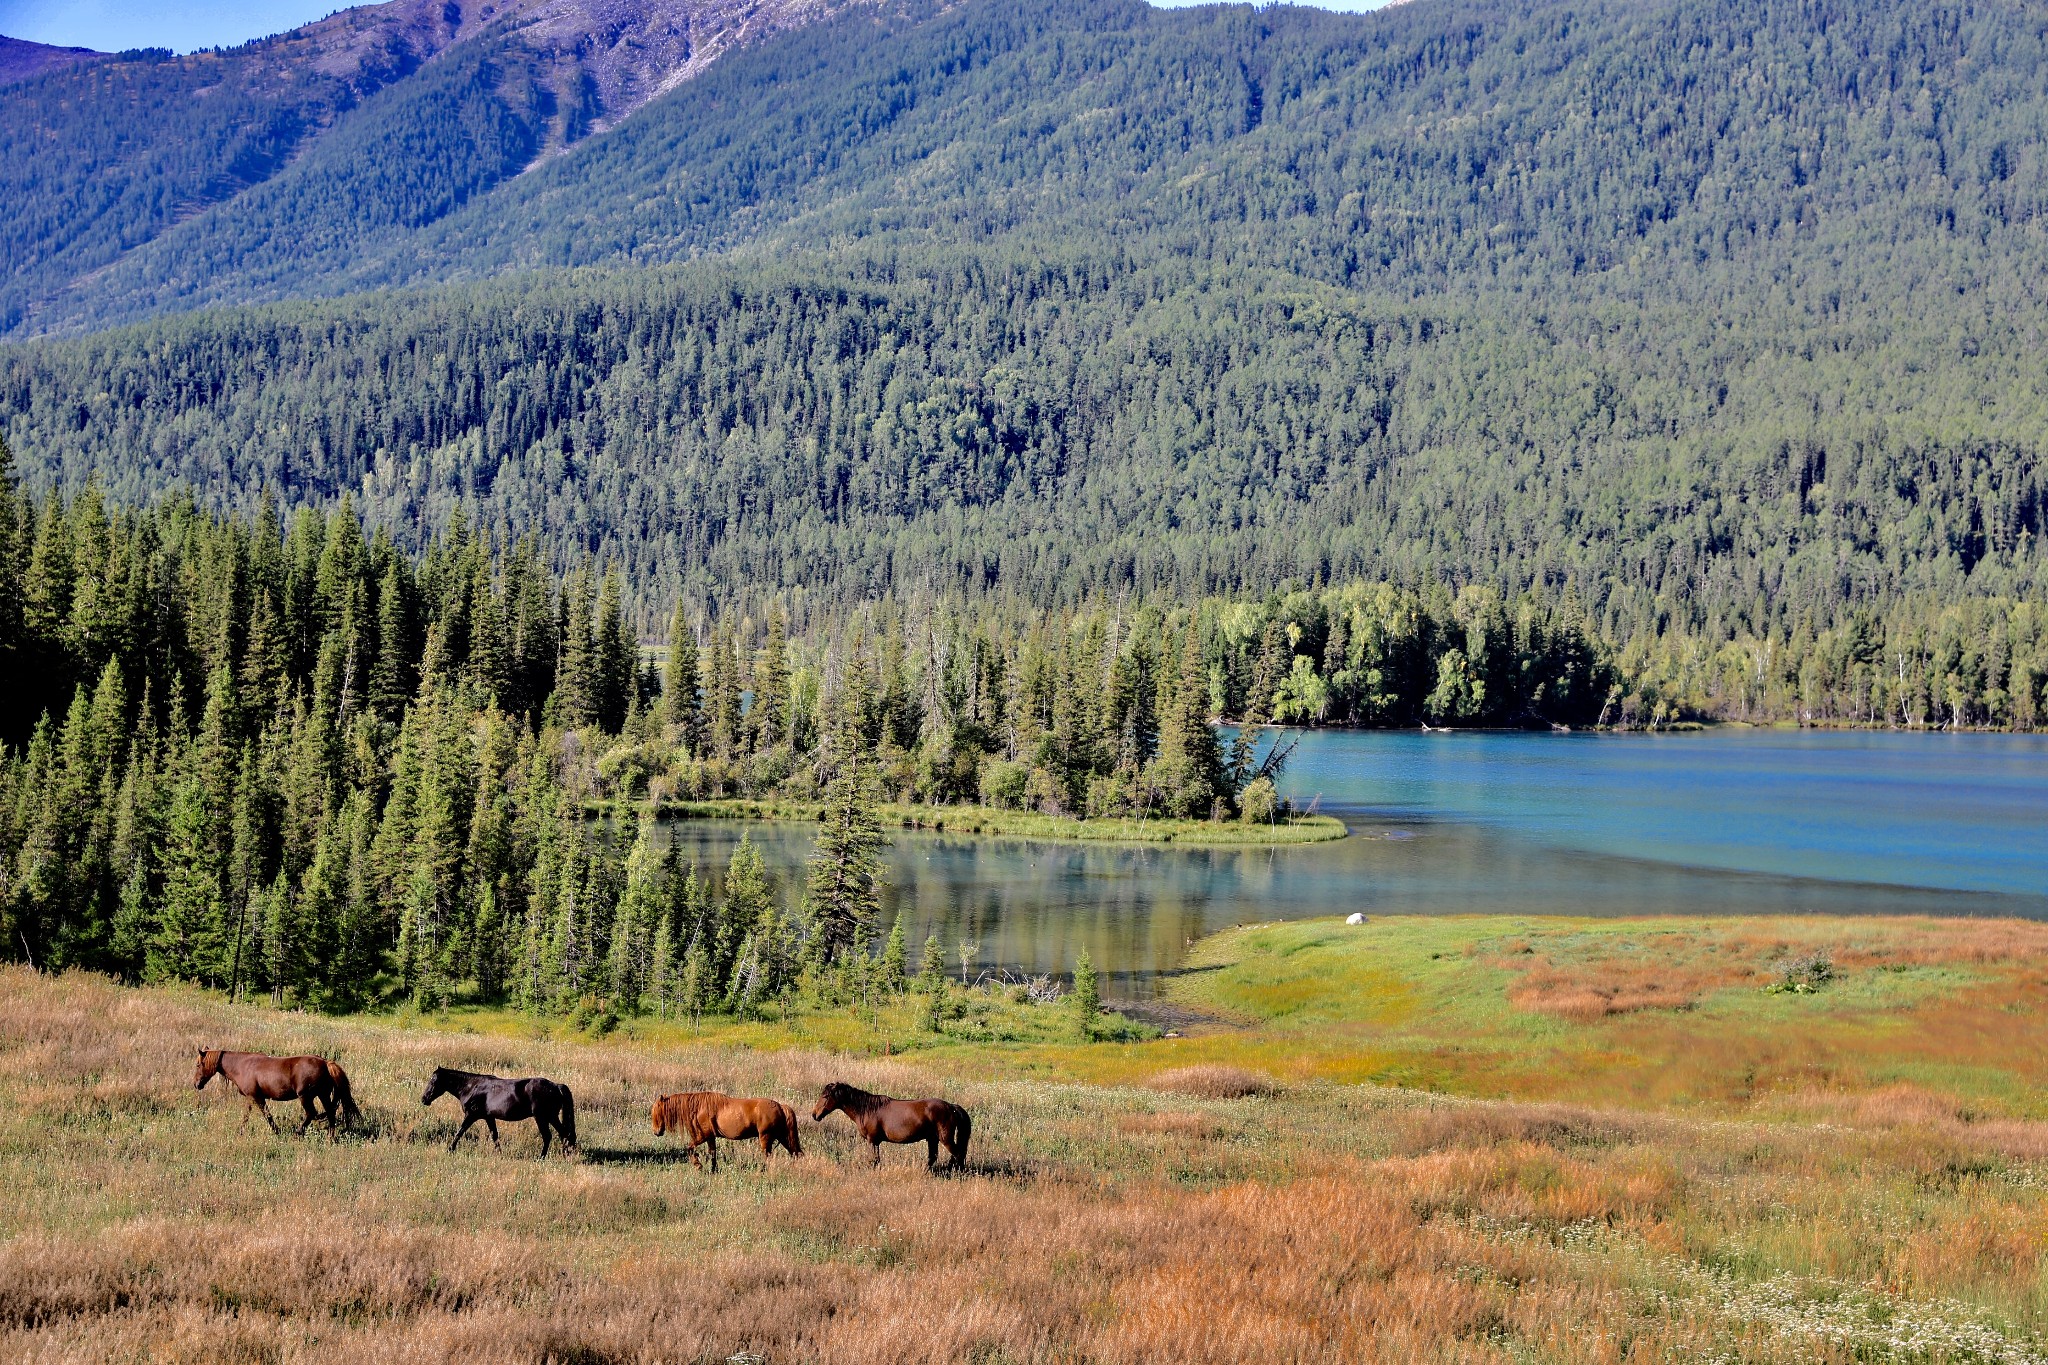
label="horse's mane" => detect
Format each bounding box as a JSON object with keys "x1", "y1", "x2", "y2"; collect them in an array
[{"x1": 830, "y1": 1082, "x2": 890, "y2": 1116}]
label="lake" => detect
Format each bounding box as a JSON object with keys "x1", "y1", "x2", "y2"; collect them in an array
[{"x1": 661, "y1": 729, "x2": 2048, "y2": 994}]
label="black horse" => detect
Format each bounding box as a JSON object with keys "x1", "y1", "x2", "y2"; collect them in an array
[{"x1": 420, "y1": 1067, "x2": 577, "y2": 1156}]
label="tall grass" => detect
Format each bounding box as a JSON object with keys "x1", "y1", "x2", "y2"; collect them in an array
[{"x1": 5, "y1": 965, "x2": 2048, "y2": 1361}]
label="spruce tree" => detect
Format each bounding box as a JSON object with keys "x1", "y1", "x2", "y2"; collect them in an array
[
  {"x1": 662, "y1": 602, "x2": 703, "y2": 751},
  {"x1": 1071, "y1": 947, "x2": 1099, "y2": 1041},
  {"x1": 594, "y1": 570, "x2": 635, "y2": 734},
  {"x1": 720, "y1": 834, "x2": 772, "y2": 979},
  {"x1": 805, "y1": 747, "x2": 886, "y2": 960},
  {"x1": 681, "y1": 933, "x2": 710, "y2": 1028},
  {"x1": 751, "y1": 606, "x2": 791, "y2": 750},
  {"x1": 881, "y1": 911, "x2": 908, "y2": 993}
]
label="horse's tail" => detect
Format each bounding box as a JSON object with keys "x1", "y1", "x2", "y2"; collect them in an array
[
  {"x1": 950, "y1": 1105, "x2": 972, "y2": 1169},
  {"x1": 781, "y1": 1103, "x2": 802, "y2": 1156},
  {"x1": 558, "y1": 1084, "x2": 578, "y2": 1150},
  {"x1": 328, "y1": 1062, "x2": 362, "y2": 1122}
]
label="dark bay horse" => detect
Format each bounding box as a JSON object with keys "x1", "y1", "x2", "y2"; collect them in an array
[
  {"x1": 421, "y1": 1067, "x2": 577, "y2": 1156},
  {"x1": 812, "y1": 1081, "x2": 970, "y2": 1170},
  {"x1": 652, "y1": 1091, "x2": 801, "y2": 1171},
  {"x1": 193, "y1": 1048, "x2": 361, "y2": 1136}
]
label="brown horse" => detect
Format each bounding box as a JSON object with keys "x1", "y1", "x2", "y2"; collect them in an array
[
  {"x1": 193, "y1": 1048, "x2": 361, "y2": 1137},
  {"x1": 651, "y1": 1091, "x2": 802, "y2": 1171},
  {"x1": 812, "y1": 1081, "x2": 971, "y2": 1170}
]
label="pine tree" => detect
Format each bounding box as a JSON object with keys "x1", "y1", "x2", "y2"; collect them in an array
[
  {"x1": 805, "y1": 747, "x2": 886, "y2": 959},
  {"x1": 681, "y1": 933, "x2": 711, "y2": 1028},
  {"x1": 720, "y1": 834, "x2": 772, "y2": 979},
  {"x1": 881, "y1": 911, "x2": 908, "y2": 993},
  {"x1": 594, "y1": 569, "x2": 636, "y2": 734},
  {"x1": 706, "y1": 620, "x2": 741, "y2": 758},
  {"x1": 608, "y1": 811, "x2": 661, "y2": 1013},
  {"x1": 649, "y1": 904, "x2": 676, "y2": 1016},
  {"x1": 1071, "y1": 947, "x2": 1099, "y2": 1041},
  {"x1": 662, "y1": 601, "x2": 703, "y2": 752},
  {"x1": 557, "y1": 569, "x2": 599, "y2": 729},
  {"x1": 751, "y1": 606, "x2": 791, "y2": 750},
  {"x1": 919, "y1": 933, "x2": 948, "y2": 1032}
]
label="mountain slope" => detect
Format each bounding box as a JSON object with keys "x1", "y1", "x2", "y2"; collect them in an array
[
  {"x1": 1, "y1": 0, "x2": 2044, "y2": 641},
  {"x1": 20, "y1": 0, "x2": 2048, "y2": 337},
  {"x1": 0, "y1": 0, "x2": 871, "y2": 336}
]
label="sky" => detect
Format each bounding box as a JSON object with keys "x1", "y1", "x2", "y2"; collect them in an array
[{"x1": 1, "y1": 0, "x2": 1395, "y2": 56}]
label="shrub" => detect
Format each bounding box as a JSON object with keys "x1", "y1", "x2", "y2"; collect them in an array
[
  {"x1": 1239, "y1": 776, "x2": 1279, "y2": 824},
  {"x1": 1767, "y1": 950, "x2": 1835, "y2": 994},
  {"x1": 979, "y1": 759, "x2": 1029, "y2": 809}
]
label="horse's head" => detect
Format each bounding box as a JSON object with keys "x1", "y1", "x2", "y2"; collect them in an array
[
  {"x1": 812, "y1": 1082, "x2": 848, "y2": 1121},
  {"x1": 420, "y1": 1069, "x2": 448, "y2": 1106},
  {"x1": 192, "y1": 1049, "x2": 221, "y2": 1090},
  {"x1": 651, "y1": 1096, "x2": 670, "y2": 1136}
]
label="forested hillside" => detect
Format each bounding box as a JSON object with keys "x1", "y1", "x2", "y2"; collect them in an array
[
  {"x1": 2, "y1": 0, "x2": 2046, "y2": 720},
  {"x1": 5, "y1": 258, "x2": 2042, "y2": 642}
]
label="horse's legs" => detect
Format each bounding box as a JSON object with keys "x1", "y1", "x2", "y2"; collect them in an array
[
  {"x1": 707, "y1": 1133, "x2": 718, "y2": 1173},
  {"x1": 485, "y1": 1117, "x2": 501, "y2": 1150},
  {"x1": 926, "y1": 1135, "x2": 939, "y2": 1169},
  {"x1": 298, "y1": 1094, "x2": 320, "y2": 1135},
  {"x1": 538, "y1": 1110, "x2": 553, "y2": 1158},
  {"x1": 248, "y1": 1094, "x2": 278, "y2": 1134},
  {"x1": 450, "y1": 1113, "x2": 479, "y2": 1152},
  {"x1": 870, "y1": 1140, "x2": 883, "y2": 1169}
]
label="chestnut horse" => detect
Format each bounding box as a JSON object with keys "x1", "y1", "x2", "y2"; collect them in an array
[
  {"x1": 651, "y1": 1091, "x2": 802, "y2": 1171},
  {"x1": 812, "y1": 1081, "x2": 970, "y2": 1170},
  {"x1": 193, "y1": 1048, "x2": 361, "y2": 1136}
]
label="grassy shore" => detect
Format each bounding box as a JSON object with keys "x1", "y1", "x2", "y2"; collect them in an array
[
  {"x1": 633, "y1": 797, "x2": 1349, "y2": 846},
  {"x1": 8, "y1": 914, "x2": 2048, "y2": 1361}
]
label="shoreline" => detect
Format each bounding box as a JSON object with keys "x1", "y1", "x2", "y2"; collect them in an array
[{"x1": 591, "y1": 798, "x2": 1350, "y2": 848}]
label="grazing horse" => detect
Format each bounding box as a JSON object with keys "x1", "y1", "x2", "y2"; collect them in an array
[
  {"x1": 651, "y1": 1091, "x2": 802, "y2": 1171},
  {"x1": 193, "y1": 1048, "x2": 360, "y2": 1136},
  {"x1": 812, "y1": 1081, "x2": 971, "y2": 1171},
  {"x1": 421, "y1": 1067, "x2": 577, "y2": 1156}
]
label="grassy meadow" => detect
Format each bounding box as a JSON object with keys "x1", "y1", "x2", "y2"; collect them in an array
[{"x1": 7, "y1": 914, "x2": 2048, "y2": 1362}]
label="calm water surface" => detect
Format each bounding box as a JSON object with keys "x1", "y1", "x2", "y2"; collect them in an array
[{"x1": 662, "y1": 730, "x2": 2048, "y2": 993}]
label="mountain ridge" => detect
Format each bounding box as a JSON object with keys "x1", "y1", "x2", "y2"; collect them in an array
[{"x1": 0, "y1": 0, "x2": 877, "y2": 336}]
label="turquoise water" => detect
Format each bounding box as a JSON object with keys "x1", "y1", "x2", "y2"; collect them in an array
[{"x1": 661, "y1": 730, "x2": 2048, "y2": 993}]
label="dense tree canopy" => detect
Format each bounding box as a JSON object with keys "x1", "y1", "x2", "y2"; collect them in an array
[{"x1": 2, "y1": 462, "x2": 2039, "y2": 1014}]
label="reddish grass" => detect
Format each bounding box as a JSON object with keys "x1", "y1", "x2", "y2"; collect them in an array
[{"x1": 9, "y1": 965, "x2": 2048, "y2": 1361}]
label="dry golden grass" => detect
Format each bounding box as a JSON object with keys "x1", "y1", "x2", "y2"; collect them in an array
[
  {"x1": 7, "y1": 963, "x2": 2048, "y2": 1362},
  {"x1": 1144, "y1": 1064, "x2": 1277, "y2": 1099}
]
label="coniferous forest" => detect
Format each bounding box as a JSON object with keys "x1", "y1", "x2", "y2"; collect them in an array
[
  {"x1": 4, "y1": 0, "x2": 2048, "y2": 999},
  {"x1": 3, "y1": 433, "x2": 2042, "y2": 1013}
]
